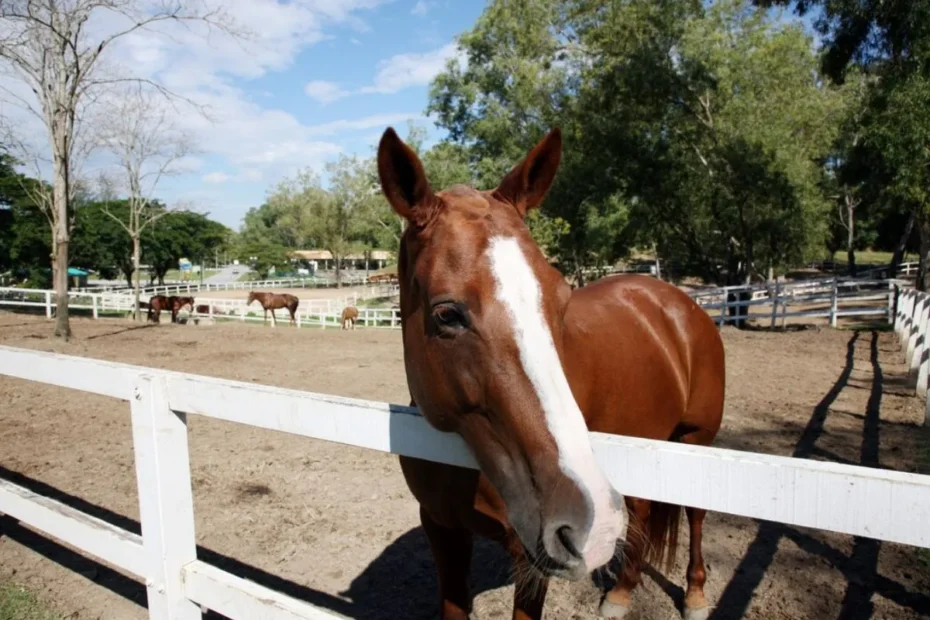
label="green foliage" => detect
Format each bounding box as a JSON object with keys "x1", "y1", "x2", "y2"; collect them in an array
[
  {"x1": 145, "y1": 212, "x2": 230, "y2": 284},
  {"x1": 427, "y1": 0, "x2": 850, "y2": 283},
  {"x1": 239, "y1": 238, "x2": 290, "y2": 279}
]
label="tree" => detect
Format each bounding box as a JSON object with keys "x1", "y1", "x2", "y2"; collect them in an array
[
  {"x1": 145, "y1": 211, "x2": 229, "y2": 285},
  {"x1": 317, "y1": 155, "x2": 379, "y2": 286},
  {"x1": 428, "y1": 0, "x2": 847, "y2": 290},
  {"x1": 71, "y1": 200, "x2": 134, "y2": 285},
  {"x1": 0, "y1": 0, "x2": 240, "y2": 339},
  {"x1": 97, "y1": 87, "x2": 193, "y2": 319},
  {"x1": 763, "y1": 0, "x2": 930, "y2": 283}
]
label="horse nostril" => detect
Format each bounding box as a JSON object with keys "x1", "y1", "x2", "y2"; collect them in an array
[{"x1": 556, "y1": 525, "x2": 582, "y2": 559}]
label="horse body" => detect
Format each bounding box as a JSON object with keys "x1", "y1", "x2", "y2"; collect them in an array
[
  {"x1": 147, "y1": 295, "x2": 170, "y2": 323},
  {"x1": 341, "y1": 306, "x2": 359, "y2": 330},
  {"x1": 247, "y1": 291, "x2": 299, "y2": 327},
  {"x1": 377, "y1": 126, "x2": 726, "y2": 620}
]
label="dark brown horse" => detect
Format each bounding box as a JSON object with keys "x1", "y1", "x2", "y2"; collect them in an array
[
  {"x1": 246, "y1": 291, "x2": 299, "y2": 327},
  {"x1": 377, "y1": 127, "x2": 725, "y2": 620},
  {"x1": 341, "y1": 306, "x2": 359, "y2": 330},
  {"x1": 146, "y1": 295, "x2": 171, "y2": 323}
]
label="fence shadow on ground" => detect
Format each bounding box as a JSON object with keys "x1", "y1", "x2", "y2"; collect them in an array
[
  {"x1": 708, "y1": 330, "x2": 930, "y2": 619},
  {"x1": 0, "y1": 464, "x2": 514, "y2": 619}
]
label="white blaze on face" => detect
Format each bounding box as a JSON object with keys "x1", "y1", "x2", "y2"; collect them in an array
[{"x1": 486, "y1": 236, "x2": 624, "y2": 569}]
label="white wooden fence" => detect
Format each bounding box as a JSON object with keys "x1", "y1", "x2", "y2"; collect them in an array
[
  {"x1": 0, "y1": 345, "x2": 929, "y2": 619},
  {"x1": 0, "y1": 285, "x2": 401, "y2": 327},
  {"x1": 690, "y1": 277, "x2": 894, "y2": 327},
  {"x1": 891, "y1": 285, "x2": 930, "y2": 426}
]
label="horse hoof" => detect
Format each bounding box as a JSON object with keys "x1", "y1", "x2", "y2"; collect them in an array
[
  {"x1": 599, "y1": 598, "x2": 631, "y2": 619},
  {"x1": 683, "y1": 605, "x2": 712, "y2": 620}
]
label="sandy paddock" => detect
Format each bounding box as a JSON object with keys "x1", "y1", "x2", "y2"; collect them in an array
[{"x1": 0, "y1": 314, "x2": 928, "y2": 619}]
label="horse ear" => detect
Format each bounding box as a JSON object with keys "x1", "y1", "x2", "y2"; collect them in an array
[
  {"x1": 377, "y1": 127, "x2": 437, "y2": 228},
  {"x1": 492, "y1": 127, "x2": 562, "y2": 218}
]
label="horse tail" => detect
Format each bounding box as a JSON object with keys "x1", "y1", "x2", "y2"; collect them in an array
[{"x1": 643, "y1": 501, "x2": 681, "y2": 573}]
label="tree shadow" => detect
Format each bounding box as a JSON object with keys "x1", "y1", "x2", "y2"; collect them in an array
[{"x1": 85, "y1": 323, "x2": 157, "y2": 340}]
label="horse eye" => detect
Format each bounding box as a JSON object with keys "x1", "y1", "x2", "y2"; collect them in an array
[{"x1": 432, "y1": 302, "x2": 469, "y2": 331}]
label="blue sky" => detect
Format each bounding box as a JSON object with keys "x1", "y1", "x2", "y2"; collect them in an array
[
  {"x1": 118, "y1": 0, "x2": 486, "y2": 230},
  {"x1": 6, "y1": 0, "x2": 822, "y2": 231}
]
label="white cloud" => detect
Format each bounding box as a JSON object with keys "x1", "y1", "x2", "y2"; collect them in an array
[
  {"x1": 0, "y1": 0, "x2": 397, "y2": 212},
  {"x1": 305, "y1": 113, "x2": 424, "y2": 137},
  {"x1": 411, "y1": 1, "x2": 433, "y2": 16},
  {"x1": 203, "y1": 172, "x2": 231, "y2": 184},
  {"x1": 350, "y1": 38, "x2": 362, "y2": 45},
  {"x1": 361, "y1": 43, "x2": 464, "y2": 94},
  {"x1": 304, "y1": 80, "x2": 350, "y2": 104}
]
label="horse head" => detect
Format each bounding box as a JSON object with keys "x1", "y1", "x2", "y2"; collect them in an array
[{"x1": 377, "y1": 127, "x2": 626, "y2": 580}]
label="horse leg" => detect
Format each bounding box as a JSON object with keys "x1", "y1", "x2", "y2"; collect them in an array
[
  {"x1": 420, "y1": 506, "x2": 473, "y2": 620},
  {"x1": 271, "y1": 309, "x2": 277, "y2": 328},
  {"x1": 682, "y1": 507, "x2": 710, "y2": 620},
  {"x1": 600, "y1": 498, "x2": 651, "y2": 619}
]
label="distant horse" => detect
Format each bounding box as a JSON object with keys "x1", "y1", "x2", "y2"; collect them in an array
[
  {"x1": 246, "y1": 291, "x2": 299, "y2": 327},
  {"x1": 377, "y1": 127, "x2": 725, "y2": 620},
  {"x1": 171, "y1": 296, "x2": 195, "y2": 323},
  {"x1": 341, "y1": 306, "x2": 359, "y2": 330},
  {"x1": 146, "y1": 295, "x2": 171, "y2": 323}
]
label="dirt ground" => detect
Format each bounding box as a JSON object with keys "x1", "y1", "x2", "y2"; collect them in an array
[{"x1": 0, "y1": 314, "x2": 928, "y2": 620}]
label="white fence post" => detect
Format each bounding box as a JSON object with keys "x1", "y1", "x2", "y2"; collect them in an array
[
  {"x1": 902, "y1": 290, "x2": 916, "y2": 355},
  {"x1": 770, "y1": 280, "x2": 779, "y2": 329},
  {"x1": 908, "y1": 294, "x2": 925, "y2": 377},
  {"x1": 829, "y1": 277, "x2": 838, "y2": 328},
  {"x1": 719, "y1": 287, "x2": 727, "y2": 326},
  {"x1": 92, "y1": 295, "x2": 98, "y2": 320},
  {"x1": 45, "y1": 290, "x2": 51, "y2": 319},
  {"x1": 917, "y1": 297, "x2": 930, "y2": 398},
  {"x1": 130, "y1": 374, "x2": 200, "y2": 620}
]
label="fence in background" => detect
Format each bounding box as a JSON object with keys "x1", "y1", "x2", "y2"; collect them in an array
[
  {"x1": 0, "y1": 277, "x2": 893, "y2": 330},
  {"x1": 83, "y1": 275, "x2": 374, "y2": 296},
  {"x1": 0, "y1": 345, "x2": 928, "y2": 619}
]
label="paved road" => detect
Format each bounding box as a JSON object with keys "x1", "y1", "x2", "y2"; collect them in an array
[{"x1": 205, "y1": 265, "x2": 250, "y2": 285}]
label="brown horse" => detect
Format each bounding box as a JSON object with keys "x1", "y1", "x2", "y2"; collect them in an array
[
  {"x1": 146, "y1": 295, "x2": 171, "y2": 323},
  {"x1": 377, "y1": 127, "x2": 725, "y2": 620},
  {"x1": 341, "y1": 306, "x2": 359, "y2": 330},
  {"x1": 246, "y1": 291, "x2": 299, "y2": 327},
  {"x1": 170, "y1": 296, "x2": 195, "y2": 323}
]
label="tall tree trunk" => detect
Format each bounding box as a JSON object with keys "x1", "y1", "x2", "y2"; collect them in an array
[
  {"x1": 52, "y1": 154, "x2": 71, "y2": 340},
  {"x1": 133, "y1": 235, "x2": 142, "y2": 320},
  {"x1": 846, "y1": 197, "x2": 857, "y2": 277},
  {"x1": 890, "y1": 209, "x2": 917, "y2": 275}
]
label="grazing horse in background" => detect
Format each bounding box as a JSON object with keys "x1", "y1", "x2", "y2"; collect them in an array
[
  {"x1": 341, "y1": 306, "x2": 359, "y2": 330},
  {"x1": 377, "y1": 127, "x2": 725, "y2": 620},
  {"x1": 146, "y1": 295, "x2": 171, "y2": 323},
  {"x1": 170, "y1": 296, "x2": 195, "y2": 324},
  {"x1": 246, "y1": 291, "x2": 299, "y2": 327}
]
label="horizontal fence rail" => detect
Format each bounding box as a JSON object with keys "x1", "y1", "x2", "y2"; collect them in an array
[{"x1": 0, "y1": 344, "x2": 929, "y2": 619}]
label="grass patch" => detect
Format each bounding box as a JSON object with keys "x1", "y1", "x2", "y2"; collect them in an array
[
  {"x1": 830, "y1": 250, "x2": 918, "y2": 265},
  {"x1": 0, "y1": 582, "x2": 59, "y2": 620}
]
